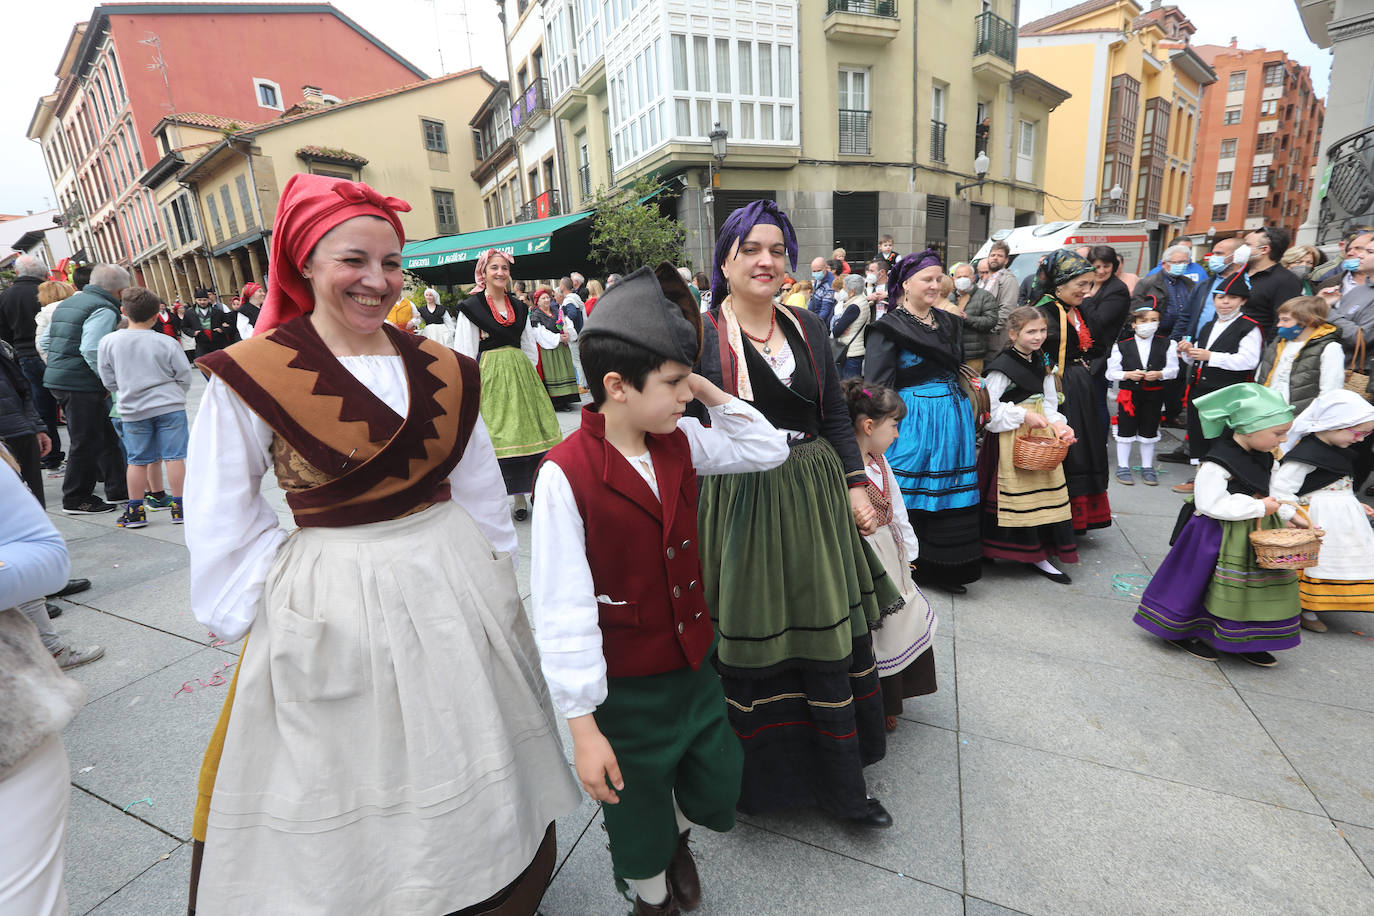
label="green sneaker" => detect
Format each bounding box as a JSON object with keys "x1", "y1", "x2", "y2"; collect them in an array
[{"x1": 144, "y1": 492, "x2": 174, "y2": 511}]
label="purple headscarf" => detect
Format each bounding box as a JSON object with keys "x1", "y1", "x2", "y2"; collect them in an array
[
  {"x1": 887, "y1": 247, "x2": 943, "y2": 311},
  {"x1": 710, "y1": 200, "x2": 798, "y2": 306}
]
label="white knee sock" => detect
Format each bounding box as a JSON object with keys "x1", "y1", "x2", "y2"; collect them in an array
[
  {"x1": 1115, "y1": 440, "x2": 1134, "y2": 468},
  {"x1": 632, "y1": 872, "x2": 668, "y2": 905},
  {"x1": 1139, "y1": 440, "x2": 1156, "y2": 468}
]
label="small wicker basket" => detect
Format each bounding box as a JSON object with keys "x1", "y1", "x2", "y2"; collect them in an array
[
  {"x1": 1012, "y1": 432, "x2": 1070, "y2": 471},
  {"x1": 1250, "y1": 504, "x2": 1323, "y2": 570}
]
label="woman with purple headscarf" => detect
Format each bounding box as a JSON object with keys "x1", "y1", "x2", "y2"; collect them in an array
[
  {"x1": 693, "y1": 200, "x2": 902, "y2": 829},
  {"x1": 865, "y1": 249, "x2": 983, "y2": 594},
  {"x1": 454, "y1": 249, "x2": 564, "y2": 519}
]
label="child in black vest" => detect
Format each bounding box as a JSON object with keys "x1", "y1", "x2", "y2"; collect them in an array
[
  {"x1": 1108, "y1": 302, "x2": 1179, "y2": 486},
  {"x1": 1175, "y1": 271, "x2": 1264, "y2": 493},
  {"x1": 530, "y1": 265, "x2": 788, "y2": 915}
]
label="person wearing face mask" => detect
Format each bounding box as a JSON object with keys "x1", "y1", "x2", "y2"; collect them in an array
[
  {"x1": 1242, "y1": 227, "x2": 1305, "y2": 337},
  {"x1": 832, "y1": 273, "x2": 871, "y2": 378},
  {"x1": 1280, "y1": 245, "x2": 1323, "y2": 295},
  {"x1": 1132, "y1": 246, "x2": 1196, "y2": 341},
  {"x1": 946, "y1": 262, "x2": 999, "y2": 372},
  {"x1": 1311, "y1": 226, "x2": 1374, "y2": 292},
  {"x1": 807, "y1": 256, "x2": 837, "y2": 331},
  {"x1": 1107, "y1": 302, "x2": 1179, "y2": 486},
  {"x1": 1257, "y1": 295, "x2": 1344, "y2": 415}
]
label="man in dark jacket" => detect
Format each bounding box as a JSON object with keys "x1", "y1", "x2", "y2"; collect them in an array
[
  {"x1": 0, "y1": 338, "x2": 51, "y2": 501},
  {"x1": 807, "y1": 257, "x2": 837, "y2": 331},
  {"x1": 43, "y1": 264, "x2": 130, "y2": 514},
  {"x1": 1242, "y1": 226, "x2": 1304, "y2": 336},
  {"x1": 1132, "y1": 245, "x2": 1196, "y2": 338},
  {"x1": 0, "y1": 255, "x2": 63, "y2": 468}
]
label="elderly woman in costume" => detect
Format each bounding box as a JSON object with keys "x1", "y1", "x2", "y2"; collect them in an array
[
  {"x1": 694, "y1": 200, "x2": 902, "y2": 829},
  {"x1": 865, "y1": 248, "x2": 983, "y2": 594},
  {"x1": 528, "y1": 286, "x2": 581, "y2": 411},
  {"x1": 1031, "y1": 250, "x2": 1114, "y2": 533},
  {"x1": 453, "y1": 250, "x2": 563, "y2": 520},
  {"x1": 183, "y1": 174, "x2": 578, "y2": 916}
]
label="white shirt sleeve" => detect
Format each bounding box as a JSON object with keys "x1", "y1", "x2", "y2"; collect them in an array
[
  {"x1": 519, "y1": 322, "x2": 541, "y2": 367},
  {"x1": 884, "y1": 459, "x2": 920, "y2": 562},
  {"x1": 1269, "y1": 459, "x2": 1313, "y2": 523},
  {"x1": 1041, "y1": 372, "x2": 1066, "y2": 425},
  {"x1": 678, "y1": 398, "x2": 790, "y2": 475},
  {"x1": 1207, "y1": 326, "x2": 1263, "y2": 372},
  {"x1": 529, "y1": 320, "x2": 560, "y2": 350},
  {"x1": 1161, "y1": 341, "x2": 1180, "y2": 380},
  {"x1": 1318, "y1": 340, "x2": 1346, "y2": 394},
  {"x1": 1193, "y1": 460, "x2": 1267, "y2": 521},
  {"x1": 1105, "y1": 343, "x2": 1126, "y2": 382},
  {"x1": 983, "y1": 371, "x2": 1027, "y2": 432},
  {"x1": 452, "y1": 313, "x2": 480, "y2": 360},
  {"x1": 185, "y1": 376, "x2": 289, "y2": 643},
  {"x1": 448, "y1": 416, "x2": 519, "y2": 565},
  {"x1": 530, "y1": 460, "x2": 607, "y2": 718},
  {"x1": 237, "y1": 313, "x2": 253, "y2": 341}
]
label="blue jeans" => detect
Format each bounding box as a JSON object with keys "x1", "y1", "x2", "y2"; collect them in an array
[
  {"x1": 119, "y1": 410, "x2": 189, "y2": 465},
  {"x1": 841, "y1": 355, "x2": 864, "y2": 379}
]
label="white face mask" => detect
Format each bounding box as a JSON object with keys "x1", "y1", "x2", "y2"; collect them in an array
[
  {"x1": 1134, "y1": 321, "x2": 1159, "y2": 338},
  {"x1": 1231, "y1": 244, "x2": 1252, "y2": 266},
  {"x1": 954, "y1": 276, "x2": 974, "y2": 292}
]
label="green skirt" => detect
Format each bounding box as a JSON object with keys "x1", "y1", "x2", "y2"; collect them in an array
[
  {"x1": 538, "y1": 344, "x2": 580, "y2": 398},
  {"x1": 698, "y1": 437, "x2": 903, "y2": 671},
  {"x1": 1204, "y1": 517, "x2": 1300, "y2": 622},
  {"x1": 478, "y1": 346, "x2": 563, "y2": 460}
]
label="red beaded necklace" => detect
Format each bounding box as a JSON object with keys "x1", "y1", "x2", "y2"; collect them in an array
[
  {"x1": 485, "y1": 293, "x2": 516, "y2": 326},
  {"x1": 740, "y1": 307, "x2": 778, "y2": 354}
]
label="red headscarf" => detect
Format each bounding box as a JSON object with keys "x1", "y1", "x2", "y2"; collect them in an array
[
  {"x1": 239, "y1": 281, "x2": 263, "y2": 304},
  {"x1": 255, "y1": 173, "x2": 411, "y2": 333}
]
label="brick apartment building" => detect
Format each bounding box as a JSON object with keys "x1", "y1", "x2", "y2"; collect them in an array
[{"x1": 1184, "y1": 40, "x2": 1324, "y2": 243}]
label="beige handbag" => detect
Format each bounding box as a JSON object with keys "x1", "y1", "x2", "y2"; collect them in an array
[{"x1": 1345, "y1": 328, "x2": 1372, "y2": 402}]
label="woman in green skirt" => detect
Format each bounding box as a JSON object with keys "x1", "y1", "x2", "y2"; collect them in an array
[
  {"x1": 527, "y1": 287, "x2": 581, "y2": 411},
  {"x1": 694, "y1": 200, "x2": 904, "y2": 828},
  {"x1": 454, "y1": 249, "x2": 563, "y2": 519}
]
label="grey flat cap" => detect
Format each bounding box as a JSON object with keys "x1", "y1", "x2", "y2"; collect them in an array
[{"x1": 580, "y1": 263, "x2": 702, "y2": 364}]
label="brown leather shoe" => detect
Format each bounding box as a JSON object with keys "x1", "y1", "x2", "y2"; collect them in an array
[
  {"x1": 666, "y1": 830, "x2": 701, "y2": 910},
  {"x1": 635, "y1": 886, "x2": 681, "y2": 915}
]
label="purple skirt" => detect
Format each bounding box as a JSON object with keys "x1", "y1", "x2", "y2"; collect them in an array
[{"x1": 1134, "y1": 514, "x2": 1301, "y2": 654}]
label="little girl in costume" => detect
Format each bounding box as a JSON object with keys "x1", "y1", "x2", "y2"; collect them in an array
[
  {"x1": 977, "y1": 306, "x2": 1079, "y2": 584},
  {"x1": 1271, "y1": 389, "x2": 1374, "y2": 632},
  {"x1": 842, "y1": 379, "x2": 938, "y2": 733},
  {"x1": 1106, "y1": 302, "x2": 1178, "y2": 486},
  {"x1": 1134, "y1": 383, "x2": 1300, "y2": 667}
]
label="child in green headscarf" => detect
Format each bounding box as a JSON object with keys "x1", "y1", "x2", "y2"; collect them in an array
[{"x1": 1133, "y1": 383, "x2": 1303, "y2": 667}]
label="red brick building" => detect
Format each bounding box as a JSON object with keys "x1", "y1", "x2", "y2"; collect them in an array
[
  {"x1": 28, "y1": 3, "x2": 427, "y2": 279},
  {"x1": 1184, "y1": 41, "x2": 1324, "y2": 243}
]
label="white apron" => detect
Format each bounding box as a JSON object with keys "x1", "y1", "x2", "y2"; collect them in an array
[
  {"x1": 864, "y1": 460, "x2": 938, "y2": 678},
  {"x1": 1302, "y1": 479, "x2": 1374, "y2": 581},
  {"x1": 196, "y1": 500, "x2": 579, "y2": 916}
]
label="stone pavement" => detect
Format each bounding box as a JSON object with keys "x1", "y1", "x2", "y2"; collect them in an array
[{"x1": 40, "y1": 373, "x2": 1374, "y2": 915}]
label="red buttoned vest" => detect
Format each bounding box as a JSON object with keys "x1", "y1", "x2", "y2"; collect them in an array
[{"x1": 544, "y1": 409, "x2": 714, "y2": 677}]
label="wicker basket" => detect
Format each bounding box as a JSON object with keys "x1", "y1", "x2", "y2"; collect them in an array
[
  {"x1": 1012, "y1": 432, "x2": 1070, "y2": 470},
  {"x1": 1250, "y1": 505, "x2": 1323, "y2": 570}
]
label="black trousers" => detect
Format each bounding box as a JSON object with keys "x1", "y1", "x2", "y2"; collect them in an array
[
  {"x1": 52, "y1": 388, "x2": 128, "y2": 506},
  {"x1": 19, "y1": 356, "x2": 63, "y2": 463},
  {"x1": 1162, "y1": 374, "x2": 1187, "y2": 421},
  {"x1": 2, "y1": 433, "x2": 45, "y2": 507}
]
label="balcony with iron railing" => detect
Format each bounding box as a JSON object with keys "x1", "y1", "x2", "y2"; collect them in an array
[
  {"x1": 510, "y1": 78, "x2": 551, "y2": 136},
  {"x1": 973, "y1": 11, "x2": 1016, "y2": 82},
  {"x1": 1317, "y1": 124, "x2": 1374, "y2": 245},
  {"x1": 839, "y1": 109, "x2": 871, "y2": 155},
  {"x1": 517, "y1": 188, "x2": 562, "y2": 223},
  {"x1": 578, "y1": 164, "x2": 592, "y2": 201},
  {"x1": 930, "y1": 120, "x2": 947, "y2": 163},
  {"x1": 824, "y1": 0, "x2": 899, "y2": 43}
]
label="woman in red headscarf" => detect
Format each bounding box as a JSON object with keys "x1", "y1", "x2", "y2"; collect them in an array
[
  {"x1": 234, "y1": 281, "x2": 265, "y2": 341},
  {"x1": 182, "y1": 174, "x2": 578, "y2": 915}
]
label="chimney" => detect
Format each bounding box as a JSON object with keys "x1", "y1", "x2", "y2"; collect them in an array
[
  {"x1": 1229, "y1": 36, "x2": 1238, "y2": 48},
  {"x1": 301, "y1": 85, "x2": 324, "y2": 104}
]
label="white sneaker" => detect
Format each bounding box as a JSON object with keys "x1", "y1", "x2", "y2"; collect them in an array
[{"x1": 53, "y1": 644, "x2": 105, "y2": 670}]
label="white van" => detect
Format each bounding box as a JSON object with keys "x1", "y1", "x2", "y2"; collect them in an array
[{"x1": 970, "y1": 221, "x2": 1152, "y2": 287}]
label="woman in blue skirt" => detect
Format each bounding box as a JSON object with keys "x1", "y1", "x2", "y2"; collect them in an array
[
  {"x1": 694, "y1": 199, "x2": 903, "y2": 829},
  {"x1": 865, "y1": 248, "x2": 982, "y2": 593}
]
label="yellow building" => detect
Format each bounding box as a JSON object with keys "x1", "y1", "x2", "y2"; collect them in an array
[
  {"x1": 136, "y1": 69, "x2": 496, "y2": 301},
  {"x1": 1019, "y1": 0, "x2": 1216, "y2": 250},
  {"x1": 537, "y1": 0, "x2": 1070, "y2": 268}
]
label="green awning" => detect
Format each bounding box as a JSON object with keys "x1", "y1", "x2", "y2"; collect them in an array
[{"x1": 402, "y1": 210, "x2": 593, "y2": 273}]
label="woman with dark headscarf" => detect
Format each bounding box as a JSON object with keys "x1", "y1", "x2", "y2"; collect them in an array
[
  {"x1": 1032, "y1": 249, "x2": 1114, "y2": 532},
  {"x1": 453, "y1": 249, "x2": 564, "y2": 520},
  {"x1": 865, "y1": 249, "x2": 983, "y2": 593},
  {"x1": 183, "y1": 174, "x2": 577, "y2": 914},
  {"x1": 693, "y1": 200, "x2": 902, "y2": 829}
]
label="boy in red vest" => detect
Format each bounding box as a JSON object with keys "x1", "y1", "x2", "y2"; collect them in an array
[{"x1": 532, "y1": 264, "x2": 788, "y2": 914}]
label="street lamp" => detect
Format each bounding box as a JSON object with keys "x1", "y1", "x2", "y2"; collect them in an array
[
  {"x1": 1184, "y1": 203, "x2": 1195, "y2": 220},
  {"x1": 955, "y1": 151, "x2": 993, "y2": 195},
  {"x1": 704, "y1": 122, "x2": 728, "y2": 205},
  {"x1": 1206, "y1": 225, "x2": 1216, "y2": 241}
]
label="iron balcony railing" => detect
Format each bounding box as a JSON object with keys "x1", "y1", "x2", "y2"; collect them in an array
[
  {"x1": 825, "y1": 0, "x2": 897, "y2": 17},
  {"x1": 838, "y1": 109, "x2": 871, "y2": 155},
  {"x1": 930, "y1": 119, "x2": 947, "y2": 162},
  {"x1": 1317, "y1": 124, "x2": 1374, "y2": 245},
  {"x1": 510, "y1": 78, "x2": 551, "y2": 134},
  {"x1": 517, "y1": 189, "x2": 562, "y2": 223},
  {"x1": 578, "y1": 164, "x2": 592, "y2": 200},
  {"x1": 974, "y1": 11, "x2": 1017, "y2": 65}
]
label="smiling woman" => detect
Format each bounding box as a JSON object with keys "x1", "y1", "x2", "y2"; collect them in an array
[{"x1": 181, "y1": 174, "x2": 578, "y2": 916}]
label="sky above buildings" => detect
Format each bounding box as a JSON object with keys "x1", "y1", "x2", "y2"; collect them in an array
[{"x1": 0, "y1": 0, "x2": 1329, "y2": 219}]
